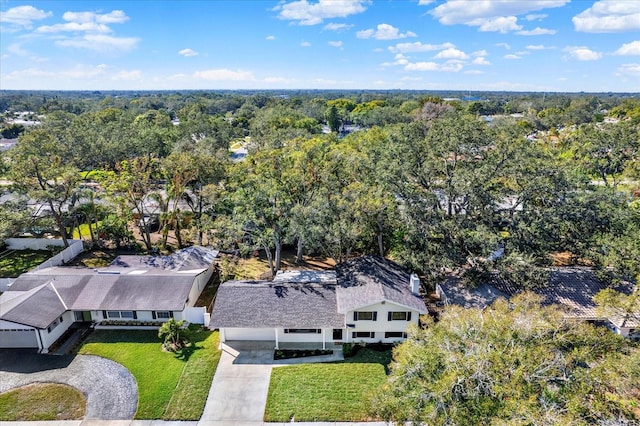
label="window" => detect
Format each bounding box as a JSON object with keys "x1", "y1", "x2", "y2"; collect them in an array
[
  {"x1": 352, "y1": 331, "x2": 375, "y2": 339},
  {"x1": 155, "y1": 311, "x2": 171, "y2": 319},
  {"x1": 385, "y1": 331, "x2": 407, "y2": 339},
  {"x1": 388, "y1": 311, "x2": 412, "y2": 321},
  {"x1": 284, "y1": 329, "x2": 321, "y2": 334},
  {"x1": 106, "y1": 311, "x2": 137, "y2": 319},
  {"x1": 47, "y1": 319, "x2": 60, "y2": 333},
  {"x1": 354, "y1": 311, "x2": 377, "y2": 321}
]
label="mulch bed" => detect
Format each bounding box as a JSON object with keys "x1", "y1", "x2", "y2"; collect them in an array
[{"x1": 274, "y1": 349, "x2": 333, "y2": 360}]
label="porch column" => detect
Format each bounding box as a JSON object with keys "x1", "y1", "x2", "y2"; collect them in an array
[
  {"x1": 274, "y1": 328, "x2": 279, "y2": 350},
  {"x1": 322, "y1": 328, "x2": 326, "y2": 350}
]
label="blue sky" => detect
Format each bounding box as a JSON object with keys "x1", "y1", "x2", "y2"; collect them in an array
[{"x1": 1, "y1": 0, "x2": 639, "y2": 92}]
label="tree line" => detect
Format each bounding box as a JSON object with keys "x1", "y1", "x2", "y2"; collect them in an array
[{"x1": 0, "y1": 91, "x2": 638, "y2": 288}]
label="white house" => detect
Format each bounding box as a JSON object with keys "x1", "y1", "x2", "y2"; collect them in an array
[
  {"x1": 0, "y1": 246, "x2": 218, "y2": 352},
  {"x1": 210, "y1": 256, "x2": 428, "y2": 349}
]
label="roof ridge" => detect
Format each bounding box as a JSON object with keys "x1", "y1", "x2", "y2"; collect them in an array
[{"x1": 48, "y1": 280, "x2": 68, "y2": 310}]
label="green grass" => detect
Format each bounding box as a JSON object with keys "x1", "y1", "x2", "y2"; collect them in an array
[
  {"x1": 71, "y1": 222, "x2": 102, "y2": 240},
  {"x1": 264, "y1": 347, "x2": 392, "y2": 422},
  {"x1": 0, "y1": 383, "x2": 86, "y2": 421},
  {"x1": 78, "y1": 328, "x2": 220, "y2": 420},
  {"x1": 0, "y1": 250, "x2": 56, "y2": 277}
]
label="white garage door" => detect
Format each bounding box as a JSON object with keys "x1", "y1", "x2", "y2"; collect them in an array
[
  {"x1": 224, "y1": 328, "x2": 274, "y2": 341},
  {"x1": 0, "y1": 329, "x2": 38, "y2": 348}
]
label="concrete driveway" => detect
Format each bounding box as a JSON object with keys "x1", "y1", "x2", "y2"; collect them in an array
[
  {"x1": 0, "y1": 349, "x2": 138, "y2": 420},
  {"x1": 200, "y1": 341, "x2": 274, "y2": 424}
]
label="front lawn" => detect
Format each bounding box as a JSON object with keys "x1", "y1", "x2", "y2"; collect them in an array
[
  {"x1": 0, "y1": 250, "x2": 56, "y2": 277},
  {"x1": 264, "y1": 347, "x2": 392, "y2": 422},
  {"x1": 0, "y1": 383, "x2": 86, "y2": 421},
  {"x1": 78, "y1": 328, "x2": 220, "y2": 420}
]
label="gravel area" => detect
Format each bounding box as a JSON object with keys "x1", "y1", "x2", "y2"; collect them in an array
[{"x1": 0, "y1": 349, "x2": 138, "y2": 419}]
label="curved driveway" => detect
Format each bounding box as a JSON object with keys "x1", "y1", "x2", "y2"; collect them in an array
[{"x1": 0, "y1": 349, "x2": 137, "y2": 419}]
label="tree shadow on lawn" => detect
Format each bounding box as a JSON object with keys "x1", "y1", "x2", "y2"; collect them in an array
[{"x1": 342, "y1": 346, "x2": 393, "y2": 374}]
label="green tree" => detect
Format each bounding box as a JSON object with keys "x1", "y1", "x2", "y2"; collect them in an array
[
  {"x1": 9, "y1": 129, "x2": 79, "y2": 247},
  {"x1": 373, "y1": 293, "x2": 639, "y2": 425},
  {"x1": 158, "y1": 318, "x2": 187, "y2": 352}
]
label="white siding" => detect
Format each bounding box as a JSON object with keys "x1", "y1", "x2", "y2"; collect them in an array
[
  {"x1": 186, "y1": 267, "x2": 213, "y2": 307},
  {"x1": 347, "y1": 301, "x2": 420, "y2": 344},
  {"x1": 278, "y1": 328, "x2": 333, "y2": 343},
  {"x1": 39, "y1": 310, "x2": 75, "y2": 352}
]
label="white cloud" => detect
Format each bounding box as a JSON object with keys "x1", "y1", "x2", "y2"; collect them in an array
[
  {"x1": 526, "y1": 44, "x2": 547, "y2": 50},
  {"x1": 56, "y1": 34, "x2": 139, "y2": 52},
  {"x1": 300, "y1": 41, "x2": 311, "y2": 47},
  {"x1": 563, "y1": 46, "x2": 602, "y2": 61},
  {"x1": 112, "y1": 70, "x2": 142, "y2": 81},
  {"x1": 472, "y1": 56, "x2": 491, "y2": 65},
  {"x1": 495, "y1": 42, "x2": 511, "y2": 50},
  {"x1": 266, "y1": 35, "x2": 276, "y2": 40},
  {"x1": 616, "y1": 63, "x2": 640, "y2": 77},
  {"x1": 504, "y1": 54, "x2": 521, "y2": 59},
  {"x1": 405, "y1": 61, "x2": 463, "y2": 72},
  {"x1": 389, "y1": 41, "x2": 455, "y2": 53},
  {"x1": 328, "y1": 40, "x2": 343, "y2": 47},
  {"x1": 525, "y1": 13, "x2": 547, "y2": 21},
  {"x1": 275, "y1": 0, "x2": 370, "y2": 25},
  {"x1": 0, "y1": 5, "x2": 51, "y2": 28},
  {"x1": 62, "y1": 64, "x2": 107, "y2": 79},
  {"x1": 179, "y1": 48, "x2": 199, "y2": 57},
  {"x1": 434, "y1": 47, "x2": 469, "y2": 60},
  {"x1": 614, "y1": 40, "x2": 640, "y2": 56},
  {"x1": 474, "y1": 16, "x2": 521, "y2": 33},
  {"x1": 418, "y1": 0, "x2": 436, "y2": 4},
  {"x1": 323, "y1": 22, "x2": 352, "y2": 31},
  {"x1": 356, "y1": 23, "x2": 416, "y2": 40},
  {"x1": 7, "y1": 43, "x2": 29, "y2": 56},
  {"x1": 516, "y1": 27, "x2": 556, "y2": 35},
  {"x1": 573, "y1": 1, "x2": 640, "y2": 33},
  {"x1": 62, "y1": 10, "x2": 128, "y2": 24},
  {"x1": 37, "y1": 22, "x2": 112, "y2": 33},
  {"x1": 193, "y1": 69, "x2": 255, "y2": 81},
  {"x1": 430, "y1": 0, "x2": 569, "y2": 31},
  {"x1": 38, "y1": 10, "x2": 129, "y2": 33},
  {"x1": 472, "y1": 50, "x2": 488, "y2": 57}
]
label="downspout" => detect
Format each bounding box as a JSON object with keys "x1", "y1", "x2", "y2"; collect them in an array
[
  {"x1": 274, "y1": 328, "x2": 279, "y2": 350},
  {"x1": 322, "y1": 328, "x2": 326, "y2": 350}
]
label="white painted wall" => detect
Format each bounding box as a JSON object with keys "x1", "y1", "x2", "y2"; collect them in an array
[
  {"x1": 347, "y1": 301, "x2": 420, "y2": 343},
  {"x1": 39, "y1": 310, "x2": 75, "y2": 352},
  {"x1": 186, "y1": 267, "x2": 213, "y2": 307},
  {"x1": 184, "y1": 307, "x2": 206, "y2": 324},
  {"x1": 277, "y1": 328, "x2": 334, "y2": 343}
]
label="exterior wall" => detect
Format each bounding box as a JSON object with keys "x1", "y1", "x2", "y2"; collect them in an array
[
  {"x1": 91, "y1": 310, "x2": 183, "y2": 322},
  {"x1": 346, "y1": 301, "x2": 421, "y2": 344},
  {"x1": 277, "y1": 328, "x2": 335, "y2": 343},
  {"x1": 5, "y1": 239, "x2": 84, "y2": 272},
  {"x1": 186, "y1": 267, "x2": 213, "y2": 308},
  {"x1": 39, "y1": 310, "x2": 75, "y2": 352}
]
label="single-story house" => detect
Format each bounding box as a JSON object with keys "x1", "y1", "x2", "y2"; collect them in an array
[
  {"x1": 436, "y1": 267, "x2": 638, "y2": 338},
  {"x1": 0, "y1": 246, "x2": 218, "y2": 352},
  {"x1": 210, "y1": 255, "x2": 428, "y2": 349}
]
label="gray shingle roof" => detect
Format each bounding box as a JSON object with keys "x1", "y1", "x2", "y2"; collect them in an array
[
  {"x1": 0, "y1": 283, "x2": 67, "y2": 328},
  {"x1": 1, "y1": 260, "x2": 205, "y2": 328},
  {"x1": 335, "y1": 256, "x2": 427, "y2": 314},
  {"x1": 108, "y1": 246, "x2": 218, "y2": 272},
  {"x1": 439, "y1": 267, "x2": 637, "y2": 325},
  {"x1": 210, "y1": 280, "x2": 344, "y2": 328}
]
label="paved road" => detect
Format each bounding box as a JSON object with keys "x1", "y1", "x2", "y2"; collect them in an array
[{"x1": 0, "y1": 349, "x2": 138, "y2": 420}]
